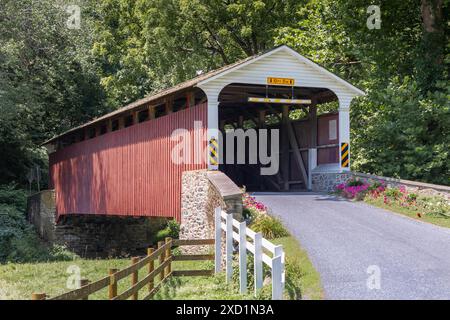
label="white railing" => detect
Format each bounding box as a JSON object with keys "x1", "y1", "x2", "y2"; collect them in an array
[{"x1": 214, "y1": 207, "x2": 285, "y2": 300}]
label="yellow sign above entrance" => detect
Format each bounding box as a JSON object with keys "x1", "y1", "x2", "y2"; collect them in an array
[{"x1": 266, "y1": 77, "x2": 295, "y2": 86}]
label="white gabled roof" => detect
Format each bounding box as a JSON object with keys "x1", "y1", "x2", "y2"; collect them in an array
[
  {"x1": 44, "y1": 45, "x2": 364, "y2": 145},
  {"x1": 198, "y1": 45, "x2": 365, "y2": 97}
]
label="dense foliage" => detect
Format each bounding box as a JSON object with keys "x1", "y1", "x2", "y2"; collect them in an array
[
  {"x1": 0, "y1": 185, "x2": 76, "y2": 263},
  {"x1": 0, "y1": 0, "x2": 448, "y2": 186}
]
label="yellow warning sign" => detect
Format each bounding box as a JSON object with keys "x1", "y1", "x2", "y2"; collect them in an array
[
  {"x1": 266, "y1": 77, "x2": 295, "y2": 86},
  {"x1": 209, "y1": 137, "x2": 219, "y2": 167},
  {"x1": 341, "y1": 142, "x2": 349, "y2": 168}
]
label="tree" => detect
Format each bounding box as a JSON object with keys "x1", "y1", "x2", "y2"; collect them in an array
[
  {"x1": 0, "y1": 0, "x2": 107, "y2": 185},
  {"x1": 92, "y1": 0, "x2": 302, "y2": 107}
]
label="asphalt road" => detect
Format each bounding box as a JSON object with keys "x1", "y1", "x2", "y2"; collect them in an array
[{"x1": 253, "y1": 192, "x2": 450, "y2": 300}]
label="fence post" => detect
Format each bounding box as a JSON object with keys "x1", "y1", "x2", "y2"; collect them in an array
[
  {"x1": 238, "y1": 221, "x2": 247, "y2": 294},
  {"x1": 158, "y1": 241, "x2": 165, "y2": 282},
  {"x1": 271, "y1": 255, "x2": 282, "y2": 300},
  {"x1": 214, "y1": 207, "x2": 222, "y2": 274},
  {"x1": 254, "y1": 232, "x2": 263, "y2": 296},
  {"x1": 31, "y1": 293, "x2": 46, "y2": 300},
  {"x1": 108, "y1": 268, "x2": 118, "y2": 300},
  {"x1": 274, "y1": 245, "x2": 285, "y2": 295},
  {"x1": 80, "y1": 279, "x2": 90, "y2": 300},
  {"x1": 147, "y1": 247, "x2": 155, "y2": 292},
  {"x1": 165, "y1": 237, "x2": 172, "y2": 276},
  {"x1": 225, "y1": 213, "x2": 233, "y2": 283},
  {"x1": 131, "y1": 257, "x2": 139, "y2": 300}
]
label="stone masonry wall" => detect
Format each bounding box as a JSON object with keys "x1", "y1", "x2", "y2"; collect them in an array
[
  {"x1": 311, "y1": 172, "x2": 352, "y2": 192},
  {"x1": 27, "y1": 190, "x2": 57, "y2": 242},
  {"x1": 180, "y1": 170, "x2": 243, "y2": 256},
  {"x1": 27, "y1": 190, "x2": 166, "y2": 258}
]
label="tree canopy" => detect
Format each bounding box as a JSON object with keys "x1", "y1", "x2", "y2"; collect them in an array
[{"x1": 0, "y1": 0, "x2": 448, "y2": 186}]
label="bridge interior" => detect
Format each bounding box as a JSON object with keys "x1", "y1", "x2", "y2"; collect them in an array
[{"x1": 218, "y1": 83, "x2": 340, "y2": 191}]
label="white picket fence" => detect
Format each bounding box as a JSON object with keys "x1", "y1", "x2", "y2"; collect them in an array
[{"x1": 214, "y1": 207, "x2": 285, "y2": 300}]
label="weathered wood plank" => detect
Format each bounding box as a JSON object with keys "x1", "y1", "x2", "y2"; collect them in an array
[
  {"x1": 112, "y1": 241, "x2": 171, "y2": 282},
  {"x1": 141, "y1": 272, "x2": 173, "y2": 300},
  {"x1": 49, "y1": 276, "x2": 110, "y2": 300},
  {"x1": 112, "y1": 257, "x2": 172, "y2": 300}
]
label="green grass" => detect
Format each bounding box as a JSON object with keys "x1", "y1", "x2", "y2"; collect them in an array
[
  {"x1": 0, "y1": 257, "x2": 185, "y2": 300},
  {"x1": 365, "y1": 197, "x2": 450, "y2": 229},
  {"x1": 0, "y1": 237, "x2": 324, "y2": 300},
  {"x1": 272, "y1": 236, "x2": 324, "y2": 300}
]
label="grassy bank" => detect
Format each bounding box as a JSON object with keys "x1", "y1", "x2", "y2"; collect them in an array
[
  {"x1": 0, "y1": 258, "x2": 225, "y2": 300},
  {"x1": 272, "y1": 236, "x2": 323, "y2": 300},
  {"x1": 365, "y1": 197, "x2": 450, "y2": 228},
  {"x1": 0, "y1": 235, "x2": 324, "y2": 300},
  {"x1": 334, "y1": 177, "x2": 450, "y2": 229}
]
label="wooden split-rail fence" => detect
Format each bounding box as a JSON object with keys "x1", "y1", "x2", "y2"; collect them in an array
[
  {"x1": 31, "y1": 238, "x2": 214, "y2": 300},
  {"x1": 32, "y1": 208, "x2": 285, "y2": 300}
]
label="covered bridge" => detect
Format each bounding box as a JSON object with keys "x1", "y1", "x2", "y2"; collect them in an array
[{"x1": 43, "y1": 45, "x2": 364, "y2": 222}]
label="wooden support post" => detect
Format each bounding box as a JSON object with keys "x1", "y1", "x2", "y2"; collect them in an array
[
  {"x1": 165, "y1": 98, "x2": 173, "y2": 114},
  {"x1": 214, "y1": 208, "x2": 222, "y2": 273},
  {"x1": 254, "y1": 232, "x2": 263, "y2": 295},
  {"x1": 287, "y1": 118, "x2": 308, "y2": 187},
  {"x1": 80, "y1": 279, "x2": 90, "y2": 300},
  {"x1": 281, "y1": 105, "x2": 290, "y2": 191},
  {"x1": 107, "y1": 119, "x2": 113, "y2": 132},
  {"x1": 118, "y1": 117, "x2": 124, "y2": 129},
  {"x1": 237, "y1": 115, "x2": 244, "y2": 128},
  {"x1": 273, "y1": 245, "x2": 285, "y2": 300},
  {"x1": 186, "y1": 91, "x2": 195, "y2": 108},
  {"x1": 225, "y1": 214, "x2": 233, "y2": 283},
  {"x1": 258, "y1": 110, "x2": 266, "y2": 129},
  {"x1": 31, "y1": 293, "x2": 46, "y2": 300},
  {"x1": 165, "y1": 237, "x2": 172, "y2": 276},
  {"x1": 131, "y1": 257, "x2": 139, "y2": 300},
  {"x1": 271, "y1": 255, "x2": 283, "y2": 300},
  {"x1": 309, "y1": 98, "x2": 317, "y2": 147},
  {"x1": 148, "y1": 106, "x2": 155, "y2": 120},
  {"x1": 147, "y1": 247, "x2": 155, "y2": 292},
  {"x1": 158, "y1": 241, "x2": 165, "y2": 282},
  {"x1": 133, "y1": 111, "x2": 139, "y2": 125},
  {"x1": 238, "y1": 221, "x2": 247, "y2": 294},
  {"x1": 108, "y1": 268, "x2": 118, "y2": 300}
]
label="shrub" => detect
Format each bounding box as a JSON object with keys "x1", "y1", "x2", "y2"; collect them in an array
[
  {"x1": 166, "y1": 219, "x2": 180, "y2": 238},
  {"x1": 251, "y1": 214, "x2": 289, "y2": 239},
  {"x1": 0, "y1": 184, "x2": 28, "y2": 211},
  {"x1": 154, "y1": 219, "x2": 180, "y2": 243},
  {"x1": 0, "y1": 203, "x2": 76, "y2": 263},
  {"x1": 346, "y1": 178, "x2": 366, "y2": 187}
]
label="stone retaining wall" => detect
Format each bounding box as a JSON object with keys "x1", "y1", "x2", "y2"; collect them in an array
[
  {"x1": 27, "y1": 190, "x2": 166, "y2": 257},
  {"x1": 311, "y1": 171, "x2": 450, "y2": 200},
  {"x1": 311, "y1": 172, "x2": 352, "y2": 192},
  {"x1": 180, "y1": 169, "x2": 243, "y2": 255}
]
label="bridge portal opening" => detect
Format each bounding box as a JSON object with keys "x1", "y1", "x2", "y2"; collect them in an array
[{"x1": 218, "y1": 83, "x2": 340, "y2": 191}]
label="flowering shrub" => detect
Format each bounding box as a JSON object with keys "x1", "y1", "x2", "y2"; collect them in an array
[
  {"x1": 366, "y1": 184, "x2": 449, "y2": 218},
  {"x1": 242, "y1": 193, "x2": 289, "y2": 239},
  {"x1": 335, "y1": 178, "x2": 450, "y2": 219},
  {"x1": 335, "y1": 177, "x2": 374, "y2": 200},
  {"x1": 243, "y1": 193, "x2": 267, "y2": 212}
]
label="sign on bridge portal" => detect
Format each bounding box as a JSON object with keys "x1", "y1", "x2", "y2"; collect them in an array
[{"x1": 267, "y1": 77, "x2": 295, "y2": 86}]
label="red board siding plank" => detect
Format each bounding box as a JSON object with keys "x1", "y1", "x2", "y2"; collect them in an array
[{"x1": 49, "y1": 103, "x2": 208, "y2": 221}]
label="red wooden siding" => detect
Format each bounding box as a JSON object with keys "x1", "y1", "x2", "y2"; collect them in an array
[
  {"x1": 49, "y1": 103, "x2": 208, "y2": 221},
  {"x1": 317, "y1": 113, "x2": 339, "y2": 165}
]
